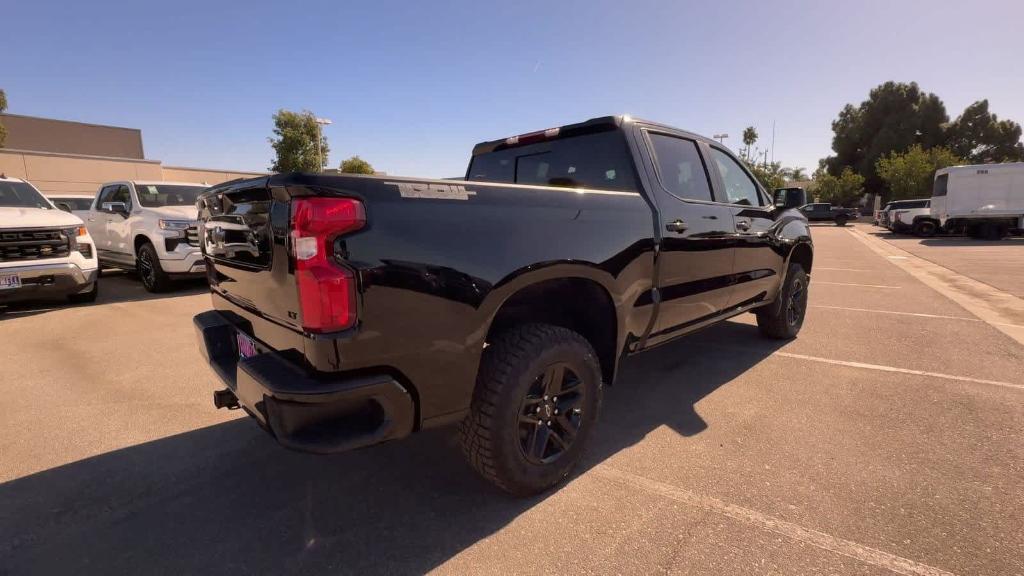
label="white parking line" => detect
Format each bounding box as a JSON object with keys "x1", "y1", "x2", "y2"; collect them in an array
[
  {"x1": 594, "y1": 466, "x2": 956, "y2": 576},
  {"x1": 815, "y1": 267, "x2": 872, "y2": 272},
  {"x1": 815, "y1": 281, "x2": 901, "y2": 289},
  {"x1": 809, "y1": 305, "x2": 979, "y2": 322},
  {"x1": 774, "y1": 351, "x2": 1024, "y2": 391}
]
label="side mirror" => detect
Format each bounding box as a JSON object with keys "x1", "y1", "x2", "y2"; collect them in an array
[
  {"x1": 56, "y1": 203, "x2": 72, "y2": 213},
  {"x1": 102, "y1": 201, "x2": 129, "y2": 217},
  {"x1": 774, "y1": 188, "x2": 807, "y2": 210}
]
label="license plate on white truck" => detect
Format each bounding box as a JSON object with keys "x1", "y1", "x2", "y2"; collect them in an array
[{"x1": 0, "y1": 273, "x2": 22, "y2": 290}]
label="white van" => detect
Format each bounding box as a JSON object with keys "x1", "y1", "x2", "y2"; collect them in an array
[{"x1": 931, "y1": 162, "x2": 1024, "y2": 239}]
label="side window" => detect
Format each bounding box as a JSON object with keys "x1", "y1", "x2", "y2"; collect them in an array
[
  {"x1": 933, "y1": 174, "x2": 948, "y2": 197},
  {"x1": 110, "y1": 184, "x2": 133, "y2": 210},
  {"x1": 97, "y1": 185, "x2": 118, "y2": 208},
  {"x1": 710, "y1": 148, "x2": 762, "y2": 206},
  {"x1": 647, "y1": 133, "x2": 713, "y2": 202}
]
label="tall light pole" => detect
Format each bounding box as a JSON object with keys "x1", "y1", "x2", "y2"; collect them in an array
[
  {"x1": 713, "y1": 133, "x2": 729, "y2": 145},
  {"x1": 314, "y1": 117, "x2": 332, "y2": 172}
]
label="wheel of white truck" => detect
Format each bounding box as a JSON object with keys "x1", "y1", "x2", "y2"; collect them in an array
[
  {"x1": 460, "y1": 323, "x2": 602, "y2": 496},
  {"x1": 137, "y1": 242, "x2": 172, "y2": 293},
  {"x1": 913, "y1": 220, "x2": 937, "y2": 237}
]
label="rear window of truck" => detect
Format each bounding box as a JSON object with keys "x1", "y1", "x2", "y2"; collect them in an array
[{"x1": 467, "y1": 131, "x2": 637, "y2": 192}]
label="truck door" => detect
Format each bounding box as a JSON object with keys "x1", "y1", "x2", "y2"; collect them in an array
[
  {"x1": 639, "y1": 130, "x2": 736, "y2": 343},
  {"x1": 104, "y1": 184, "x2": 135, "y2": 262},
  {"x1": 87, "y1": 185, "x2": 117, "y2": 254},
  {"x1": 706, "y1": 146, "x2": 784, "y2": 310}
]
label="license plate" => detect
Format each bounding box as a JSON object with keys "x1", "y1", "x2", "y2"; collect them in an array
[
  {"x1": 236, "y1": 331, "x2": 258, "y2": 359},
  {"x1": 0, "y1": 273, "x2": 22, "y2": 290}
]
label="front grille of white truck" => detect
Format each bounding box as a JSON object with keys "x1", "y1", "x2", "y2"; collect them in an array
[
  {"x1": 0, "y1": 228, "x2": 71, "y2": 262},
  {"x1": 186, "y1": 225, "x2": 200, "y2": 247}
]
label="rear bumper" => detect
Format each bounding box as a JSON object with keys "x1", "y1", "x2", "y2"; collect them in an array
[
  {"x1": 193, "y1": 310, "x2": 415, "y2": 454},
  {"x1": 0, "y1": 262, "x2": 98, "y2": 303}
]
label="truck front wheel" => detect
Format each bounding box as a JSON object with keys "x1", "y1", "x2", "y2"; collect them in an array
[
  {"x1": 137, "y1": 242, "x2": 172, "y2": 292},
  {"x1": 460, "y1": 323, "x2": 603, "y2": 496},
  {"x1": 756, "y1": 263, "x2": 808, "y2": 339}
]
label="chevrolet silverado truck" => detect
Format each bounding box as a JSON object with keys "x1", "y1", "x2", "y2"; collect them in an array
[
  {"x1": 193, "y1": 116, "x2": 814, "y2": 495},
  {"x1": 84, "y1": 180, "x2": 208, "y2": 292},
  {"x1": 797, "y1": 202, "x2": 857, "y2": 226},
  {"x1": 1, "y1": 175, "x2": 99, "y2": 305}
]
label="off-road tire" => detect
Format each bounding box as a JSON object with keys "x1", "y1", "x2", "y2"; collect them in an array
[
  {"x1": 756, "y1": 263, "x2": 808, "y2": 339},
  {"x1": 834, "y1": 215, "x2": 848, "y2": 227},
  {"x1": 137, "y1": 242, "x2": 172, "y2": 293},
  {"x1": 460, "y1": 323, "x2": 603, "y2": 496},
  {"x1": 68, "y1": 281, "x2": 99, "y2": 304}
]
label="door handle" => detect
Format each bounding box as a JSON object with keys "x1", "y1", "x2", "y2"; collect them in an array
[
  {"x1": 736, "y1": 219, "x2": 751, "y2": 232},
  {"x1": 665, "y1": 219, "x2": 688, "y2": 233}
]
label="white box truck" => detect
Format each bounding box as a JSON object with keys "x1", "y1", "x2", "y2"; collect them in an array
[{"x1": 931, "y1": 162, "x2": 1024, "y2": 240}]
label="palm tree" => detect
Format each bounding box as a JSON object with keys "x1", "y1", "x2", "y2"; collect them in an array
[
  {"x1": 741, "y1": 126, "x2": 758, "y2": 161},
  {"x1": 785, "y1": 167, "x2": 808, "y2": 181}
]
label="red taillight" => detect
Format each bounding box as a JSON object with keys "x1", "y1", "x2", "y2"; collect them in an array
[{"x1": 290, "y1": 197, "x2": 365, "y2": 333}]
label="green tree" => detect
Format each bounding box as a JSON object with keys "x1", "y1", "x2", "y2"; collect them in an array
[
  {"x1": 784, "y1": 167, "x2": 807, "y2": 181},
  {"x1": 268, "y1": 109, "x2": 329, "y2": 172},
  {"x1": 823, "y1": 81, "x2": 948, "y2": 196},
  {"x1": 0, "y1": 89, "x2": 8, "y2": 147},
  {"x1": 812, "y1": 166, "x2": 865, "y2": 206},
  {"x1": 746, "y1": 160, "x2": 785, "y2": 192},
  {"x1": 339, "y1": 155, "x2": 375, "y2": 174},
  {"x1": 875, "y1": 145, "x2": 961, "y2": 201},
  {"x1": 741, "y1": 126, "x2": 758, "y2": 161},
  {"x1": 947, "y1": 100, "x2": 1024, "y2": 163}
]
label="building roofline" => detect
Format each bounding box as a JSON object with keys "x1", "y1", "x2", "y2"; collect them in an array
[
  {"x1": 0, "y1": 113, "x2": 142, "y2": 134},
  {"x1": 0, "y1": 148, "x2": 161, "y2": 164}
]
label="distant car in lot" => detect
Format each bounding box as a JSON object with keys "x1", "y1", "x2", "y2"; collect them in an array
[
  {"x1": 889, "y1": 200, "x2": 934, "y2": 235},
  {"x1": 83, "y1": 180, "x2": 208, "y2": 292},
  {"x1": 0, "y1": 175, "x2": 99, "y2": 304},
  {"x1": 798, "y1": 202, "x2": 857, "y2": 226},
  {"x1": 48, "y1": 195, "x2": 95, "y2": 219},
  {"x1": 932, "y1": 162, "x2": 1024, "y2": 240},
  {"x1": 877, "y1": 199, "x2": 928, "y2": 230}
]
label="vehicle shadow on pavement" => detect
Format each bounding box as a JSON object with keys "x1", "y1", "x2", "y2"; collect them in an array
[
  {"x1": 0, "y1": 321, "x2": 783, "y2": 575},
  {"x1": 919, "y1": 237, "x2": 1023, "y2": 247},
  {"x1": 0, "y1": 271, "x2": 207, "y2": 319}
]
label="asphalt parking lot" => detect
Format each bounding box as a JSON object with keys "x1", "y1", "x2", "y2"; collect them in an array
[{"x1": 1, "y1": 225, "x2": 1022, "y2": 575}]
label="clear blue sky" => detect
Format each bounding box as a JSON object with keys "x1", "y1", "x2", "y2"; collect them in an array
[{"x1": 5, "y1": 0, "x2": 1023, "y2": 178}]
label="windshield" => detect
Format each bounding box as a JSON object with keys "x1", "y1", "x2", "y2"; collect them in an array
[
  {"x1": 0, "y1": 181, "x2": 52, "y2": 209},
  {"x1": 135, "y1": 184, "x2": 207, "y2": 208}
]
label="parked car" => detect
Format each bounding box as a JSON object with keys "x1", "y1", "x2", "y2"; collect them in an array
[
  {"x1": 48, "y1": 195, "x2": 95, "y2": 220},
  {"x1": 192, "y1": 115, "x2": 814, "y2": 496},
  {"x1": 798, "y1": 202, "x2": 857, "y2": 226},
  {"x1": 932, "y1": 162, "x2": 1024, "y2": 240},
  {"x1": 889, "y1": 200, "x2": 934, "y2": 235},
  {"x1": 878, "y1": 199, "x2": 928, "y2": 230},
  {"x1": 0, "y1": 175, "x2": 99, "y2": 304},
  {"x1": 84, "y1": 180, "x2": 208, "y2": 292}
]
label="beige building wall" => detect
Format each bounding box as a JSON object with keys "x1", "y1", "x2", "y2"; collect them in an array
[
  {"x1": 0, "y1": 149, "x2": 266, "y2": 196},
  {"x1": 1, "y1": 114, "x2": 145, "y2": 159}
]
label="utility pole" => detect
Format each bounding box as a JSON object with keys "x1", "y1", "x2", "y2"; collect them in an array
[
  {"x1": 770, "y1": 120, "x2": 776, "y2": 165},
  {"x1": 314, "y1": 117, "x2": 332, "y2": 172}
]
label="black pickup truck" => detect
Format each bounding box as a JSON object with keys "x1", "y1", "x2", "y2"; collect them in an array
[
  {"x1": 796, "y1": 201, "x2": 858, "y2": 226},
  {"x1": 193, "y1": 116, "x2": 813, "y2": 495}
]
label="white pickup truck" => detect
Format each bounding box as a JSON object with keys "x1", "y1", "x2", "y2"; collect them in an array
[
  {"x1": 1, "y1": 175, "x2": 99, "y2": 305},
  {"x1": 84, "y1": 180, "x2": 208, "y2": 292}
]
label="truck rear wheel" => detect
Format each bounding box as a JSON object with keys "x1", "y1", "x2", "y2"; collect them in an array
[
  {"x1": 834, "y1": 215, "x2": 848, "y2": 226},
  {"x1": 460, "y1": 323, "x2": 603, "y2": 496},
  {"x1": 913, "y1": 220, "x2": 937, "y2": 237},
  {"x1": 756, "y1": 263, "x2": 808, "y2": 339}
]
